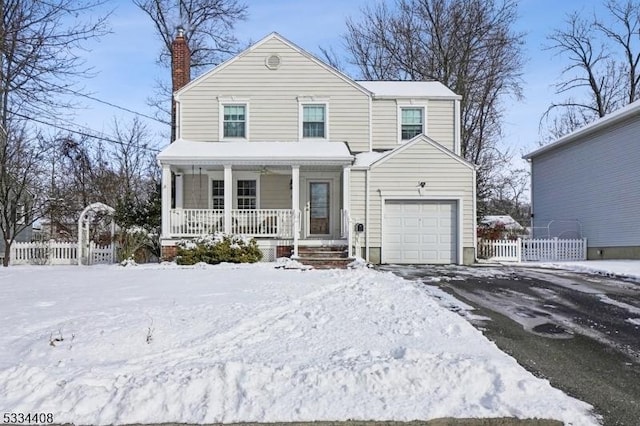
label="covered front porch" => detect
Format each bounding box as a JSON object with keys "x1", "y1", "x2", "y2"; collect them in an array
[{"x1": 158, "y1": 140, "x2": 355, "y2": 258}]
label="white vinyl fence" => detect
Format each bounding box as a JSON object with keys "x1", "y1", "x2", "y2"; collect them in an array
[
  {"x1": 7, "y1": 240, "x2": 116, "y2": 265},
  {"x1": 479, "y1": 238, "x2": 587, "y2": 262}
]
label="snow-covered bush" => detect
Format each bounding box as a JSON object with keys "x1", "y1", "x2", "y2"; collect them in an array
[{"x1": 176, "y1": 232, "x2": 263, "y2": 265}]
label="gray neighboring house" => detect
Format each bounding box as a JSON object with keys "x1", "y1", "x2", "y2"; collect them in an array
[{"x1": 524, "y1": 100, "x2": 640, "y2": 259}]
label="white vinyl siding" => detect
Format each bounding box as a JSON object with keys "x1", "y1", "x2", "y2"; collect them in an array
[
  {"x1": 531, "y1": 115, "x2": 640, "y2": 247},
  {"x1": 372, "y1": 99, "x2": 456, "y2": 151},
  {"x1": 427, "y1": 100, "x2": 455, "y2": 151},
  {"x1": 367, "y1": 140, "x2": 474, "y2": 249},
  {"x1": 179, "y1": 37, "x2": 370, "y2": 151}
]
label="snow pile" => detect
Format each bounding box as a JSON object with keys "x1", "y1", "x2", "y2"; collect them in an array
[{"x1": 0, "y1": 264, "x2": 599, "y2": 425}]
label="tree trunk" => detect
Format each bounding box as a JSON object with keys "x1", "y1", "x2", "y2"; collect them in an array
[{"x1": 3, "y1": 239, "x2": 10, "y2": 267}]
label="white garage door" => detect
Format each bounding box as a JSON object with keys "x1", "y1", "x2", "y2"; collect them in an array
[{"x1": 383, "y1": 200, "x2": 457, "y2": 264}]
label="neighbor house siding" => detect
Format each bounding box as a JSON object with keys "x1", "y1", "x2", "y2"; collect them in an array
[
  {"x1": 349, "y1": 170, "x2": 366, "y2": 228},
  {"x1": 367, "y1": 141, "x2": 474, "y2": 250},
  {"x1": 531, "y1": 116, "x2": 640, "y2": 247},
  {"x1": 179, "y1": 38, "x2": 370, "y2": 152}
]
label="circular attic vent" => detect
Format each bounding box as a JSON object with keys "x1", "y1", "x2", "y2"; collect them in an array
[{"x1": 265, "y1": 54, "x2": 281, "y2": 70}]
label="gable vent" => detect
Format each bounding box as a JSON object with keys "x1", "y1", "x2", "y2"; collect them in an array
[{"x1": 265, "y1": 54, "x2": 281, "y2": 70}]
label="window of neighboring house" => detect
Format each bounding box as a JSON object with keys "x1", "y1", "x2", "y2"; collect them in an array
[
  {"x1": 223, "y1": 105, "x2": 246, "y2": 138},
  {"x1": 211, "y1": 180, "x2": 224, "y2": 209},
  {"x1": 237, "y1": 180, "x2": 257, "y2": 210},
  {"x1": 401, "y1": 107, "x2": 424, "y2": 140},
  {"x1": 302, "y1": 105, "x2": 326, "y2": 138}
]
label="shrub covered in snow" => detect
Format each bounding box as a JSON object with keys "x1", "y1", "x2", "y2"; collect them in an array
[{"x1": 176, "y1": 232, "x2": 263, "y2": 265}]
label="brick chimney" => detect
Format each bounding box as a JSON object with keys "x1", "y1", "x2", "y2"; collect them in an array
[{"x1": 171, "y1": 27, "x2": 190, "y2": 142}]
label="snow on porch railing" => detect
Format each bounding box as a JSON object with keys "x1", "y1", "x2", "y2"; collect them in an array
[
  {"x1": 479, "y1": 238, "x2": 587, "y2": 262},
  {"x1": 169, "y1": 209, "x2": 224, "y2": 236}
]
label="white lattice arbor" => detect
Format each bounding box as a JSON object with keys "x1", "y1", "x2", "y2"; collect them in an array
[{"x1": 77, "y1": 203, "x2": 116, "y2": 266}]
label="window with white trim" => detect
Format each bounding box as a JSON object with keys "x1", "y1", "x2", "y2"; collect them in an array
[
  {"x1": 302, "y1": 105, "x2": 326, "y2": 138},
  {"x1": 237, "y1": 180, "x2": 256, "y2": 210},
  {"x1": 211, "y1": 180, "x2": 224, "y2": 209},
  {"x1": 401, "y1": 107, "x2": 424, "y2": 140},
  {"x1": 223, "y1": 105, "x2": 246, "y2": 138}
]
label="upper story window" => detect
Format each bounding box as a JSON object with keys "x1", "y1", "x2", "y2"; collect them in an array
[
  {"x1": 401, "y1": 107, "x2": 424, "y2": 140},
  {"x1": 223, "y1": 105, "x2": 246, "y2": 138},
  {"x1": 211, "y1": 180, "x2": 224, "y2": 209},
  {"x1": 302, "y1": 105, "x2": 326, "y2": 138},
  {"x1": 237, "y1": 180, "x2": 256, "y2": 210}
]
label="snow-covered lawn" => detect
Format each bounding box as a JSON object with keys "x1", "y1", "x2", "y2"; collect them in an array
[{"x1": 0, "y1": 263, "x2": 599, "y2": 425}]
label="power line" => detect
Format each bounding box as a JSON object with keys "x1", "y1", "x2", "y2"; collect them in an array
[{"x1": 11, "y1": 111, "x2": 163, "y2": 153}]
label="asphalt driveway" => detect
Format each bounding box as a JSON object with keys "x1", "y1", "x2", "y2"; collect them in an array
[{"x1": 380, "y1": 264, "x2": 640, "y2": 426}]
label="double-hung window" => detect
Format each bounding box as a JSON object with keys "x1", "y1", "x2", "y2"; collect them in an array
[
  {"x1": 302, "y1": 105, "x2": 326, "y2": 138},
  {"x1": 223, "y1": 105, "x2": 246, "y2": 138},
  {"x1": 237, "y1": 180, "x2": 256, "y2": 210},
  {"x1": 401, "y1": 107, "x2": 424, "y2": 141},
  {"x1": 211, "y1": 180, "x2": 224, "y2": 209}
]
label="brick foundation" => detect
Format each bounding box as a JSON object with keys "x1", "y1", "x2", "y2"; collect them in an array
[
  {"x1": 161, "y1": 245, "x2": 178, "y2": 261},
  {"x1": 276, "y1": 245, "x2": 293, "y2": 258}
]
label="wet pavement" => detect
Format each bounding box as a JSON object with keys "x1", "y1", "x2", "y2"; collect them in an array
[{"x1": 380, "y1": 264, "x2": 640, "y2": 426}]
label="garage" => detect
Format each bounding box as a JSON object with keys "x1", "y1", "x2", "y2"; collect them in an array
[{"x1": 383, "y1": 200, "x2": 458, "y2": 264}]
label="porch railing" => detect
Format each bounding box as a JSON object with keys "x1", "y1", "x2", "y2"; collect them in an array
[{"x1": 169, "y1": 208, "x2": 293, "y2": 238}]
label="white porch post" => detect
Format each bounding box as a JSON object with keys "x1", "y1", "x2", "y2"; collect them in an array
[
  {"x1": 291, "y1": 165, "x2": 300, "y2": 258},
  {"x1": 224, "y1": 165, "x2": 233, "y2": 234},
  {"x1": 161, "y1": 164, "x2": 172, "y2": 238},
  {"x1": 174, "y1": 173, "x2": 184, "y2": 208},
  {"x1": 343, "y1": 166, "x2": 352, "y2": 257}
]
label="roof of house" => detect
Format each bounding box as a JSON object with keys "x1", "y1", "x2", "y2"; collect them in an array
[
  {"x1": 356, "y1": 81, "x2": 460, "y2": 99},
  {"x1": 480, "y1": 215, "x2": 524, "y2": 231},
  {"x1": 157, "y1": 140, "x2": 354, "y2": 166},
  {"x1": 524, "y1": 99, "x2": 640, "y2": 159}
]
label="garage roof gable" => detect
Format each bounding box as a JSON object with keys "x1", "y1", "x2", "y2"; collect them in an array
[{"x1": 355, "y1": 134, "x2": 475, "y2": 171}]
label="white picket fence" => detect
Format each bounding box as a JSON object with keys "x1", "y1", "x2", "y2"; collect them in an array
[
  {"x1": 8, "y1": 240, "x2": 116, "y2": 265},
  {"x1": 479, "y1": 238, "x2": 587, "y2": 262}
]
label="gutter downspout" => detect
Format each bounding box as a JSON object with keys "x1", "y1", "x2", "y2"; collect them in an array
[{"x1": 365, "y1": 168, "x2": 370, "y2": 261}]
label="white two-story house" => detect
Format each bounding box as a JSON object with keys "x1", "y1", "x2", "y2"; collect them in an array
[{"x1": 157, "y1": 32, "x2": 476, "y2": 265}]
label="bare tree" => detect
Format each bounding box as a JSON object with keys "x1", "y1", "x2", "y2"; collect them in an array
[
  {"x1": 0, "y1": 0, "x2": 109, "y2": 265},
  {"x1": 543, "y1": 0, "x2": 640, "y2": 137},
  {"x1": 134, "y1": 0, "x2": 247, "y2": 130},
  {"x1": 0, "y1": 124, "x2": 51, "y2": 266},
  {"x1": 342, "y1": 0, "x2": 525, "y2": 215}
]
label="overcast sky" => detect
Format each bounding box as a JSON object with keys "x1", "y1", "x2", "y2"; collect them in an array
[{"x1": 71, "y1": 0, "x2": 610, "y2": 163}]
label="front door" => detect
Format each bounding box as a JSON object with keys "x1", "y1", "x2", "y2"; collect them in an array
[{"x1": 309, "y1": 182, "x2": 330, "y2": 235}]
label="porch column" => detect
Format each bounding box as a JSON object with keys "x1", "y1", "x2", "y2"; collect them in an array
[
  {"x1": 161, "y1": 164, "x2": 172, "y2": 238},
  {"x1": 343, "y1": 166, "x2": 352, "y2": 256},
  {"x1": 291, "y1": 165, "x2": 300, "y2": 258},
  {"x1": 224, "y1": 165, "x2": 232, "y2": 234}
]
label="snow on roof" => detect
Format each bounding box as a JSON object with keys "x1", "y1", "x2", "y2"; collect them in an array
[
  {"x1": 524, "y1": 98, "x2": 640, "y2": 159},
  {"x1": 356, "y1": 80, "x2": 459, "y2": 98},
  {"x1": 157, "y1": 140, "x2": 353, "y2": 165},
  {"x1": 480, "y1": 215, "x2": 524, "y2": 231},
  {"x1": 353, "y1": 151, "x2": 387, "y2": 167}
]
